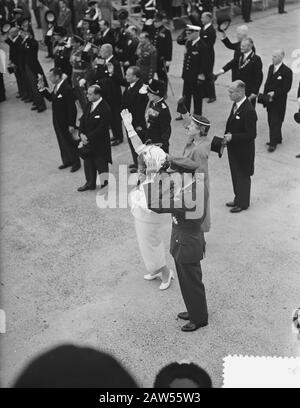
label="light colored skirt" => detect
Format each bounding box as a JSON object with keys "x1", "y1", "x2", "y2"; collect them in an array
[{"x1": 134, "y1": 216, "x2": 167, "y2": 274}]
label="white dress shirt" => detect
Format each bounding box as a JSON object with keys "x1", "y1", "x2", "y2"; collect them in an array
[
  {"x1": 273, "y1": 62, "x2": 283, "y2": 73},
  {"x1": 91, "y1": 97, "x2": 102, "y2": 112}
]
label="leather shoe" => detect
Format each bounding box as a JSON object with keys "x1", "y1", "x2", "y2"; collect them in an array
[
  {"x1": 129, "y1": 164, "x2": 137, "y2": 169},
  {"x1": 175, "y1": 115, "x2": 183, "y2": 121},
  {"x1": 37, "y1": 107, "x2": 46, "y2": 113},
  {"x1": 207, "y1": 98, "x2": 216, "y2": 103},
  {"x1": 58, "y1": 164, "x2": 72, "y2": 170},
  {"x1": 58, "y1": 164, "x2": 71, "y2": 169},
  {"x1": 130, "y1": 167, "x2": 137, "y2": 173},
  {"x1": 181, "y1": 321, "x2": 208, "y2": 332},
  {"x1": 24, "y1": 99, "x2": 33, "y2": 103},
  {"x1": 31, "y1": 105, "x2": 38, "y2": 111},
  {"x1": 230, "y1": 206, "x2": 246, "y2": 213},
  {"x1": 177, "y1": 312, "x2": 190, "y2": 321},
  {"x1": 100, "y1": 181, "x2": 108, "y2": 189},
  {"x1": 268, "y1": 145, "x2": 276, "y2": 152},
  {"x1": 77, "y1": 184, "x2": 96, "y2": 192},
  {"x1": 225, "y1": 201, "x2": 236, "y2": 207},
  {"x1": 70, "y1": 163, "x2": 81, "y2": 173},
  {"x1": 296, "y1": 154, "x2": 300, "y2": 158},
  {"x1": 111, "y1": 139, "x2": 123, "y2": 146}
]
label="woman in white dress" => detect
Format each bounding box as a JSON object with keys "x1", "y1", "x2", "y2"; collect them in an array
[{"x1": 121, "y1": 109, "x2": 174, "y2": 291}]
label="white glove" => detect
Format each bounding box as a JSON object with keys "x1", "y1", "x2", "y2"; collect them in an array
[
  {"x1": 83, "y1": 42, "x2": 92, "y2": 52},
  {"x1": 121, "y1": 109, "x2": 133, "y2": 129}
]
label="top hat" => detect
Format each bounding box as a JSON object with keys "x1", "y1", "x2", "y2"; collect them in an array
[
  {"x1": 117, "y1": 8, "x2": 129, "y2": 20},
  {"x1": 88, "y1": 0, "x2": 98, "y2": 6},
  {"x1": 147, "y1": 79, "x2": 165, "y2": 98},
  {"x1": 294, "y1": 111, "x2": 300, "y2": 124},
  {"x1": 211, "y1": 136, "x2": 226, "y2": 158},
  {"x1": 53, "y1": 26, "x2": 67, "y2": 37},
  {"x1": 216, "y1": 15, "x2": 231, "y2": 32},
  {"x1": 257, "y1": 93, "x2": 272, "y2": 106},
  {"x1": 45, "y1": 10, "x2": 56, "y2": 23}
]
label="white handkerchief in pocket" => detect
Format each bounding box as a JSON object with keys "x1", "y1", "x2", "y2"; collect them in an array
[
  {"x1": 57, "y1": 94, "x2": 62, "y2": 98},
  {"x1": 94, "y1": 115, "x2": 100, "y2": 119}
]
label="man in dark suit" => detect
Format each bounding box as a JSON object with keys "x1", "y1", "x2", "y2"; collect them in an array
[
  {"x1": 22, "y1": 29, "x2": 47, "y2": 112},
  {"x1": 95, "y1": 19, "x2": 115, "y2": 48},
  {"x1": 200, "y1": 12, "x2": 216, "y2": 103},
  {"x1": 122, "y1": 66, "x2": 148, "y2": 172},
  {"x1": 148, "y1": 12, "x2": 172, "y2": 92},
  {"x1": 5, "y1": 26, "x2": 24, "y2": 98},
  {"x1": 84, "y1": 43, "x2": 124, "y2": 146},
  {"x1": 224, "y1": 80, "x2": 257, "y2": 213},
  {"x1": 177, "y1": 24, "x2": 207, "y2": 120},
  {"x1": 77, "y1": 84, "x2": 112, "y2": 191},
  {"x1": 262, "y1": 50, "x2": 292, "y2": 152},
  {"x1": 39, "y1": 67, "x2": 80, "y2": 172},
  {"x1": 216, "y1": 37, "x2": 263, "y2": 107},
  {"x1": 241, "y1": 0, "x2": 252, "y2": 23}
]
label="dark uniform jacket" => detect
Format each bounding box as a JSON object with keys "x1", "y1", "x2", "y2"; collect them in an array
[
  {"x1": 53, "y1": 40, "x2": 72, "y2": 79},
  {"x1": 23, "y1": 36, "x2": 48, "y2": 85},
  {"x1": 223, "y1": 51, "x2": 263, "y2": 97},
  {"x1": 41, "y1": 79, "x2": 77, "y2": 131},
  {"x1": 200, "y1": 24, "x2": 216, "y2": 73},
  {"x1": 121, "y1": 79, "x2": 148, "y2": 130},
  {"x1": 263, "y1": 63, "x2": 293, "y2": 121},
  {"x1": 146, "y1": 98, "x2": 171, "y2": 152},
  {"x1": 182, "y1": 38, "x2": 206, "y2": 82},
  {"x1": 86, "y1": 56, "x2": 123, "y2": 109},
  {"x1": 79, "y1": 99, "x2": 112, "y2": 163},
  {"x1": 151, "y1": 24, "x2": 172, "y2": 63},
  {"x1": 225, "y1": 98, "x2": 257, "y2": 176},
  {"x1": 142, "y1": 169, "x2": 207, "y2": 263}
]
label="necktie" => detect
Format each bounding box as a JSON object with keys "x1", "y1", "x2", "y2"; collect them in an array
[{"x1": 233, "y1": 103, "x2": 238, "y2": 115}]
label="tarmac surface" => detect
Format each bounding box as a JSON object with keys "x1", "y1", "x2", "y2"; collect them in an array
[{"x1": 0, "y1": 4, "x2": 300, "y2": 388}]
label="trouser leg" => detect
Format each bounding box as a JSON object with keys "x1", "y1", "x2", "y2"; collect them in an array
[
  {"x1": 182, "y1": 80, "x2": 192, "y2": 112},
  {"x1": 268, "y1": 110, "x2": 283, "y2": 146},
  {"x1": 83, "y1": 157, "x2": 97, "y2": 187},
  {"x1": 192, "y1": 82, "x2": 203, "y2": 115},
  {"x1": 94, "y1": 155, "x2": 109, "y2": 185},
  {"x1": 110, "y1": 109, "x2": 123, "y2": 142},
  {"x1": 175, "y1": 261, "x2": 208, "y2": 325}
]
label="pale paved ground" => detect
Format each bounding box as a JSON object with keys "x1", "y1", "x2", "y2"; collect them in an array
[{"x1": 0, "y1": 5, "x2": 300, "y2": 388}]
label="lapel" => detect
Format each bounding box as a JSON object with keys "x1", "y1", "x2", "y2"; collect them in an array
[
  {"x1": 228, "y1": 99, "x2": 247, "y2": 124},
  {"x1": 272, "y1": 63, "x2": 284, "y2": 80},
  {"x1": 89, "y1": 99, "x2": 103, "y2": 117},
  {"x1": 53, "y1": 79, "x2": 66, "y2": 99}
]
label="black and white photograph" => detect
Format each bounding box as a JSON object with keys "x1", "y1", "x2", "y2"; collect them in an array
[{"x1": 0, "y1": 0, "x2": 299, "y2": 391}]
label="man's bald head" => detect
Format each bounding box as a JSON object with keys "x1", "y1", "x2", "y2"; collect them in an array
[
  {"x1": 272, "y1": 49, "x2": 285, "y2": 65},
  {"x1": 9, "y1": 26, "x2": 19, "y2": 38},
  {"x1": 100, "y1": 43, "x2": 113, "y2": 59},
  {"x1": 236, "y1": 25, "x2": 248, "y2": 41},
  {"x1": 228, "y1": 80, "x2": 246, "y2": 102}
]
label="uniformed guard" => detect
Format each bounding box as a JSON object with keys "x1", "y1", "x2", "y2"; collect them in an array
[
  {"x1": 53, "y1": 26, "x2": 72, "y2": 82},
  {"x1": 145, "y1": 79, "x2": 171, "y2": 153},
  {"x1": 70, "y1": 35, "x2": 92, "y2": 110},
  {"x1": 177, "y1": 24, "x2": 207, "y2": 120},
  {"x1": 149, "y1": 12, "x2": 172, "y2": 92}
]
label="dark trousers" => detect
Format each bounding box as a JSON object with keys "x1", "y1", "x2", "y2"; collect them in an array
[
  {"x1": 33, "y1": 8, "x2": 41, "y2": 28},
  {"x1": 175, "y1": 261, "x2": 208, "y2": 326},
  {"x1": 278, "y1": 0, "x2": 285, "y2": 13},
  {"x1": 111, "y1": 109, "x2": 124, "y2": 142},
  {"x1": 127, "y1": 131, "x2": 138, "y2": 167},
  {"x1": 0, "y1": 73, "x2": 6, "y2": 102},
  {"x1": 157, "y1": 59, "x2": 168, "y2": 93},
  {"x1": 228, "y1": 148, "x2": 251, "y2": 209},
  {"x1": 25, "y1": 65, "x2": 46, "y2": 109},
  {"x1": 15, "y1": 68, "x2": 24, "y2": 97},
  {"x1": 54, "y1": 121, "x2": 80, "y2": 166},
  {"x1": 83, "y1": 155, "x2": 109, "y2": 187},
  {"x1": 267, "y1": 110, "x2": 283, "y2": 146},
  {"x1": 205, "y1": 74, "x2": 216, "y2": 99},
  {"x1": 183, "y1": 79, "x2": 203, "y2": 115},
  {"x1": 45, "y1": 35, "x2": 53, "y2": 58},
  {"x1": 241, "y1": 0, "x2": 252, "y2": 22},
  {"x1": 20, "y1": 65, "x2": 32, "y2": 100}
]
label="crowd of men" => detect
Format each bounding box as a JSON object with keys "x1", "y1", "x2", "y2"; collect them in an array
[{"x1": 0, "y1": 0, "x2": 298, "y2": 193}]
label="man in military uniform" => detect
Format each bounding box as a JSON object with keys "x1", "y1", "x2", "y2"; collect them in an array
[
  {"x1": 53, "y1": 26, "x2": 72, "y2": 82},
  {"x1": 148, "y1": 12, "x2": 172, "y2": 92},
  {"x1": 145, "y1": 79, "x2": 171, "y2": 153},
  {"x1": 70, "y1": 34, "x2": 92, "y2": 110},
  {"x1": 177, "y1": 24, "x2": 206, "y2": 120}
]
